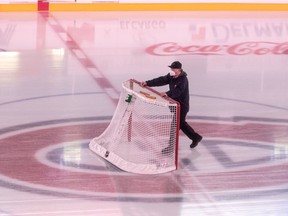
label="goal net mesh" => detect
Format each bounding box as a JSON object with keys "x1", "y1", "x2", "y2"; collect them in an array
[{"x1": 89, "y1": 79, "x2": 179, "y2": 174}]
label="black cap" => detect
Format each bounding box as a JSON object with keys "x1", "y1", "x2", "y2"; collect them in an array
[{"x1": 168, "y1": 61, "x2": 182, "y2": 69}]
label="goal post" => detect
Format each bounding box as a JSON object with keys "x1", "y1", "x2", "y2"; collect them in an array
[{"x1": 89, "y1": 79, "x2": 180, "y2": 174}]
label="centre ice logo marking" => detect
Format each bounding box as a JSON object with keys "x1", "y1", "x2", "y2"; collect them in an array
[
  {"x1": 0, "y1": 118, "x2": 287, "y2": 200},
  {"x1": 35, "y1": 138, "x2": 280, "y2": 175}
]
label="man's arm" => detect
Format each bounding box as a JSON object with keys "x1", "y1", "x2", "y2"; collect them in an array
[{"x1": 143, "y1": 74, "x2": 170, "y2": 87}]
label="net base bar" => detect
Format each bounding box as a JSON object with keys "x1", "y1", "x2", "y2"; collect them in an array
[{"x1": 89, "y1": 139, "x2": 175, "y2": 174}]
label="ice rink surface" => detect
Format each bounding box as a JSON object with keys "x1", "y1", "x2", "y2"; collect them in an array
[{"x1": 0, "y1": 11, "x2": 288, "y2": 216}]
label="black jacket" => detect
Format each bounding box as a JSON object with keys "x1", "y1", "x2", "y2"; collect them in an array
[{"x1": 146, "y1": 70, "x2": 190, "y2": 112}]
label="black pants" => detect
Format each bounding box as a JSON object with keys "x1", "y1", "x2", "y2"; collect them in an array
[
  {"x1": 179, "y1": 108, "x2": 198, "y2": 141},
  {"x1": 169, "y1": 107, "x2": 198, "y2": 146}
]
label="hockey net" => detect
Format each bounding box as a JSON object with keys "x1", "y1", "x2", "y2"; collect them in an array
[{"x1": 89, "y1": 79, "x2": 180, "y2": 174}]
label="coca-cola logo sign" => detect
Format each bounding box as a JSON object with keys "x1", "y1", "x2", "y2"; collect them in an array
[{"x1": 146, "y1": 41, "x2": 288, "y2": 56}]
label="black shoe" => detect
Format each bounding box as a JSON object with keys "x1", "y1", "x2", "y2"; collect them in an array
[
  {"x1": 190, "y1": 134, "x2": 202, "y2": 148},
  {"x1": 161, "y1": 145, "x2": 173, "y2": 154}
]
